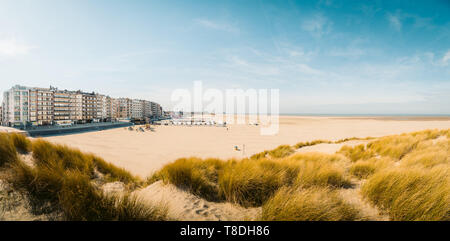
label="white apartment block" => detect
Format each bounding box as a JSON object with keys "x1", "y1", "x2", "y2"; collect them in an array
[
  {"x1": 131, "y1": 99, "x2": 145, "y2": 119},
  {"x1": 2, "y1": 85, "x2": 30, "y2": 127},
  {"x1": 69, "y1": 92, "x2": 83, "y2": 123}
]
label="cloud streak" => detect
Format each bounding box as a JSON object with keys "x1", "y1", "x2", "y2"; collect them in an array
[
  {"x1": 0, "y1": 37, "x2": 36, "y2": 57},
  {"x1": 387, "y1": 13, "x2": 402, "y2": 31},
  {"x1": 195, "y1": 19, "x2": 240, "y2": 33},
  {"x1": 301, "y1": 13, "x2": 332, "y2": 37}
]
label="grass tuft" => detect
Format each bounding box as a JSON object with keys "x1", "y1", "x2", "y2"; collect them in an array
[
  {"x1": 218, "y1": 159, "x2": 287, "y2": 207},
  {"x1": 58, "y1": 170, "x2": 166, "y2": 221},
  {"x1": 349, "y1": 157, "x2": 394, "y2": 179},
  {"x1": 91, "y1": 155, "x2": 140, "y2": 184},
  {"x1": 158, "y1": 157, "x2": 224, "y2": 201},
  {"x1": 9, "y1": 133, "x2": 32, "y2": 154},
  {"x1": 286, "y1": 153, "x2": 351, "y2": 188},
  {"x1": 361, "y1": 167, "x2": 449, "y2": 221},
  {"x1": 261, "y1": 187, "x2": 360, "y2": 221},
  {"x1": 267, "y1": 145, "x2": 294, "y2": 158},
  {"x1": 0, "y1": 133, "x2": 18, "y2": 166}
]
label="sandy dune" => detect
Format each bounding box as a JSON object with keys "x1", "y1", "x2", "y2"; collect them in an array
[
  {"x1": 296, "y1": 140, "x2": 371, "y2": 154},
  {"x1": 43, "y1": 116, "x2": 450, "y2": 177},
  {"x1": 134, "y1": 181, "x2": 260, "y2": 221}
]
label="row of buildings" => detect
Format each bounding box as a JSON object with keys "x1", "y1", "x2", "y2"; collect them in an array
[{"x1": 1, "y1": 85, "x2": 163, "y2": 127}]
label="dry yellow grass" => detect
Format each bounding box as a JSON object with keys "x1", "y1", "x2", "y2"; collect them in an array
[
  {"x1": 9, "y1": 133, "x2": 32, "y2": 154},
  {"x1": 362, "y1": 167, "x2": 449, "y2": 221},
  {"x1": 250, "y1": 144, "x2": 294, "y2": 160},
  {"x1": 2, "y1": 134, "x2": 166, "y2": 220},
  {"x1": 401, "y1": 139, "x2": 449, "y2": 168},
  {"x1": 218, "y1": 159, "x2": 288, "y2": 207},
  {"x1": 156, "y1": 152, "x2": 351, "y2": 207},
  {"x1": 349, "y1": 157, "x2": 395, "y2": 179},
  {"x1": 0, "y1": 133, "x2": 18, "y2": 166},
  {"x1": 2, "y1": 129, "x2": 448, "y2": 221},
  {"x1": 261, "y1": 186, "x2": 360, "y2": 221},
  {"x1": 286, "y1": 153, "x2": 351, "y2": 188},
  {"x1": 155, "y1": 129, "x2": 449, "y2": 220},
  {"x1": 157, "y1": 157, "x2": 224, "y2": 201}
]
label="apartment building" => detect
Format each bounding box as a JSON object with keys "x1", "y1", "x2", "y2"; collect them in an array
[
  {"x1": 2, "y1": 85, "x2": 30, "y2": 127},
  {"x1": 53, "y1": 90, "x2": 72, "y2": 125},
  {"x1": 131, "y1": 99, "x2": 145, "y2": 119},
  {"x1": 95, "y1": 94, "x2": 106, "y2": 121},
  {"x1": 82, "y1": 92, "x2": 97, "y2": 122},
  {"x1": 143, "y1": 100, "x2": 152, "y2": 118},
  {"x1": 2, "y1": 85, "x2": 163, "y2": 127},
  {"x1": 151, "y1": 102, "x2": 162, "y2": 118},
  {"x1": 109, "y1": 97, "x2": 118, "y2": 120},
  {"x1": 69, "y1": 92, "x2": 83, "y2": 124},
  {"x1": 117, "y1": 98, "x2": 132, "y2": 119}
]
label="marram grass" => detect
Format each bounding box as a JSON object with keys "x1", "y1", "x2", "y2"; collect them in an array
[
  {"x1": 2, "y1": 134, "x2": 165, "y2": 220},
  {"x1": 362, "y1": 167, "x2": 449, "y2": 221},
  {"x1": 1, "y1": 129, "x2": 449, "y2": 221},
  {"x1": 261, "y1": 187, "x2": 360, "y2": 221},
  {"x1": 0, "y1": 133, "x2": 19, "y2": 167}
]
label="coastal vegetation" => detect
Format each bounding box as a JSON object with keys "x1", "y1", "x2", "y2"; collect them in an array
[
  {"x1": 0, "y1": 134, "x2": 167, "y2": 221},
  {"x1": 261, "y1": 187, "x2": 360, "y2": 221},
  {"x1": 1, "y1": 128, "x2": 448, "y2": 221},
  {"x1": 155, "y1": 128, "x2": 449, "y2": 221}
]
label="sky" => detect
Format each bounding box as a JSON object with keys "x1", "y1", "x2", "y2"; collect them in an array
[{"x1": 0, "y1": 0, "x2": 449, "y2": 114}]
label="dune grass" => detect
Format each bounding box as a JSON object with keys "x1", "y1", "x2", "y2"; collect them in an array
[
  {"x1": 400, "y1": 139, "x2": 449, "y2": 168},
  {"x1": 250, "y1": 145, "x2": 294, "y2": 160},
  {"x1": 31, "y1": 139, "x2": 139, "y2": 184},
  {"x1": 59, "y1": 170, "x2": 166, "y2": 221},
  {"x1": 362, "y1": 167, "x2": 449, "y2": 221},
  {"x1": 2, "y1": 129, "x2": 448, "y2": 221},
  {"x1": 261, "y1": 187, "x2": 360, "y2": 221},
  {"x1": 294, "y1": 140, "x2": 330, "y2": 149},
  {"x1": 154, "y1": 129, "x2": 449, "y2": 220},
  {"x1": 249, "y1": 150, "x2": 268, "y2": 160},
  {"x1": 91, "y1": 155, "x2": 140, "y2": 184},
  {"x1": 338, "y1": 144, "x2": 375, "y2": 162},
  {"x1": 291, "y1": 155, "x2": 351, "y2": 188},
  {"x1": 157, "y1": 152, "x2": 351, "y2": 207},
  {"x1": 294, "y1": 137, "x2": 375, "y2": 149},
  {"x1": 1, "y1": 134, "x2": 165, "y2": 220},
  {"x1": 157, "y1": 157, "x2": 224, "y2": 201},
  {"x1": 218, "y1": 159, "x2": 289, "y2": 207},
  {"x1": 9, "y1": 133, "x2": 32, "y2": 154},
  {"x1": 349, "y1": 157, "x2": 394, "y2": 179},
  {"x1": 267, "y1": 145, "x2": 295, "y2": 158},
  {"x1": 0, "y1": 133, "x2": 19, "y2": 167}
]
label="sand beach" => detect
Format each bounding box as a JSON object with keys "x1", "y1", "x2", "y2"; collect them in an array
[{"x1": 43, "y1": 115, "x2": 450, "y2": 177}]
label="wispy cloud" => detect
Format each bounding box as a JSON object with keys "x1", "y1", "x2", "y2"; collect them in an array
[
  {"x1": 442, "y1": 50, "x2": 450, "y2": 65},
  {"x1": 297, "y1": 64, "x2": 323, "y2": 75},
  {"x1": 195, "y1": 19, "x2": 239, "y2": 33},
  {"x1": 387, "y1": 13, "x2": 402, "y2": 31},
  {"x1": 329, "y1": 48, "x2": 366, "y2": 57},
  {"x1": 0, "y1": 37, "x2": 36, "y2": 56},
  {"x1": 387, "y1": 11, "x2": 435, "y2": 32},
  {"x1": 301, "y1": 13, "x2": 332, "y2": 38}
]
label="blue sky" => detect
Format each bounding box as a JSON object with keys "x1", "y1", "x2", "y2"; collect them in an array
[{"x1": 0, "y1": 0, "x2": 449, "y2": 114}]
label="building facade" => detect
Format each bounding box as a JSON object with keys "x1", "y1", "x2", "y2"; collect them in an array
[
  {"x1": 1, "y1": 85, "x2": 163, "y2": 127},
  {"x1": 2, "y1": 85, "x2": 30, "y2": 127}
]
